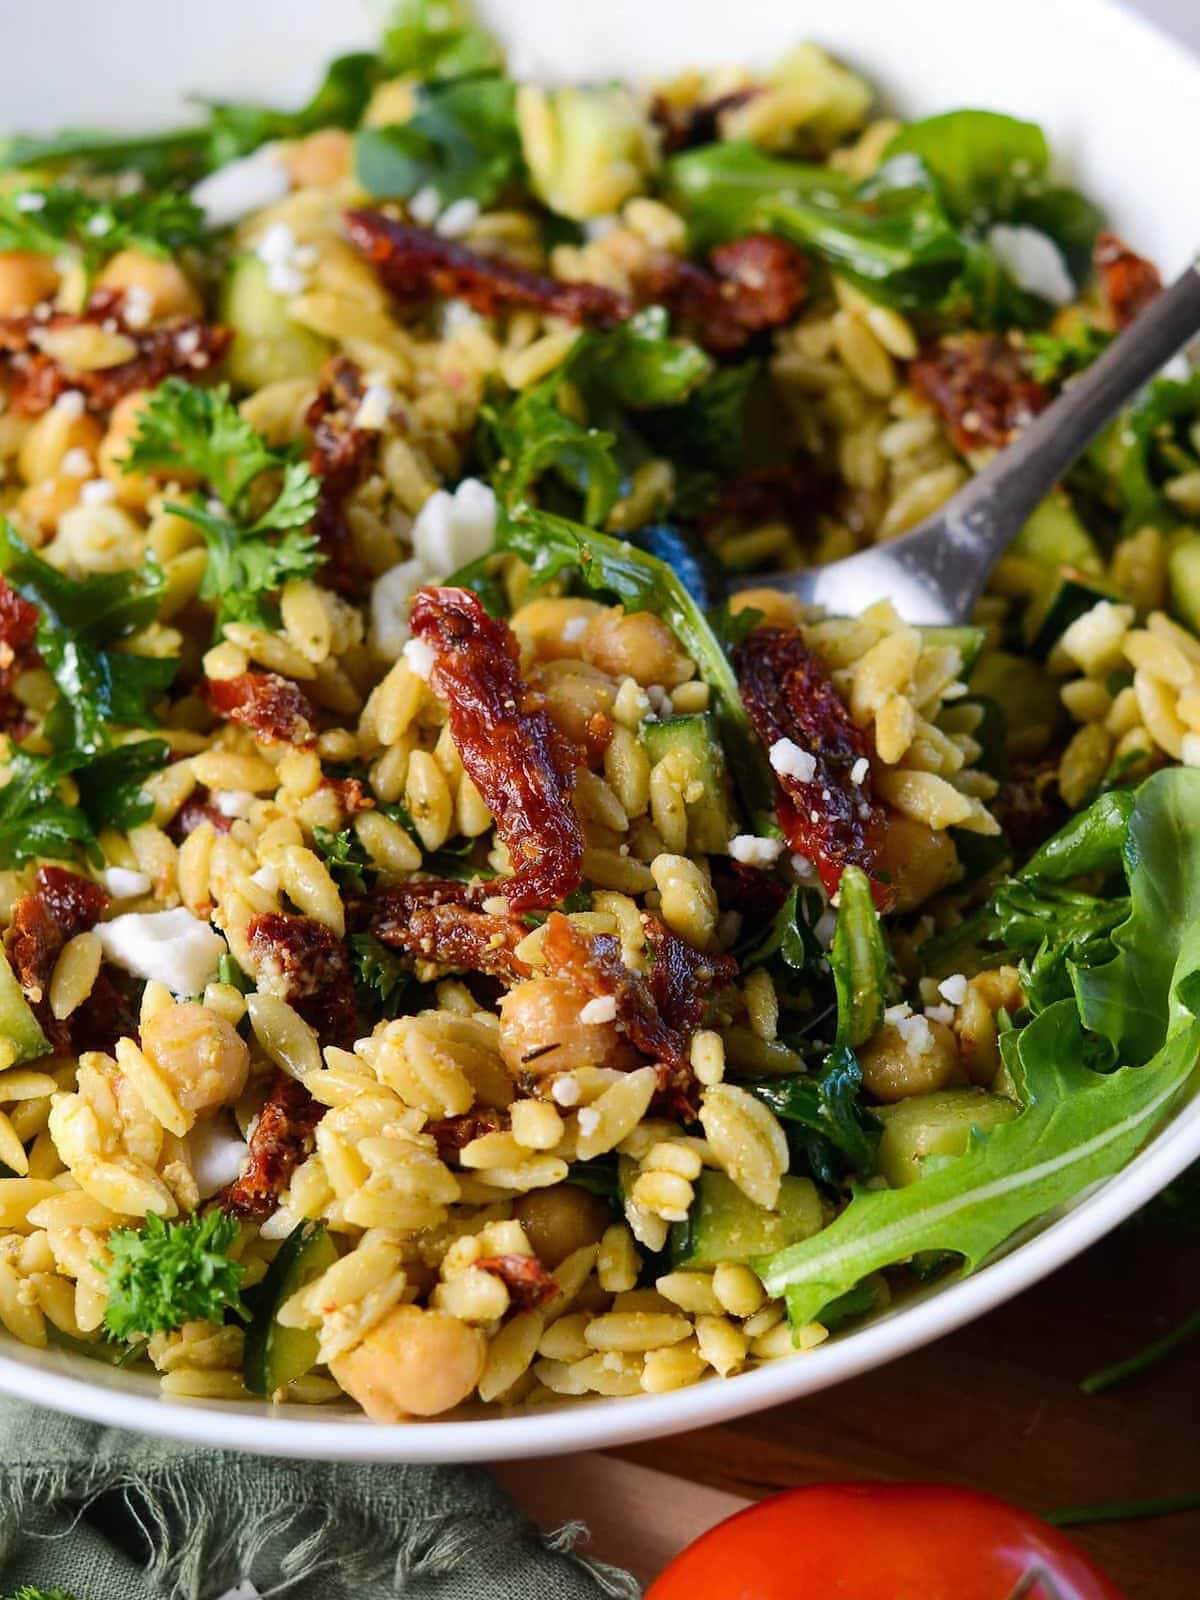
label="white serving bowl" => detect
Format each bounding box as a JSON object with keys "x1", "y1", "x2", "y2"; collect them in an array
[{"x1": 2, "y1": 0, "x2": 1198, "y2": 1462}]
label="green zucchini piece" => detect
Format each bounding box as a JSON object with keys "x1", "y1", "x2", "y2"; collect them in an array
[
  {"x1": 641, "y1": 712, "x2": 736, "y2": 854},
  {"x1": 221, "y1": 255, "x2": 330, "y2": 391},
  {"x1": 1023, "y1": 571, "x2": 1115, "y2": 659},
  {"x1": 1011, "y1": 491, "x2": 1104, "y2": 577},
  {"x1": 0, "y1": 948, "x2": 48, "y2": 1065},
  {"x1": 243, "y1": 1220, "x2": 337, "y2": 1397},
  {"x1": 668, "y1": 1169, "x2": 824, "y2": 1271},
  {"x1": 875, "y1": 1089, "x2": 1019, "y2": 1188},
  {"x1": 830, "y1": 864, "x2": 887, "y2": 1049},
  {"x1": 969, "y1": 650, "x2": 1061, "y2": 759},
  {"x1": 918, "y1": 624, "x2": 987, "y2": 675},
  {"x1": 1168, "y1": 531, "x2": 1200, "y2": 635}
]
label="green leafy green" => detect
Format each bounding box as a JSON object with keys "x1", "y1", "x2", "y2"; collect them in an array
[
  {"x1": 494, "y1": 505, "x2": 775, "y2": 815},
  {"x1": 991, "y1": 879, "x2": 1128, "y2": 1015},
  {"x1": 484, "y1": 373, "x2": 620, "y2": 527},
  {"x1": 312, "y1": 825, "x2": 373, "y2": 894},
  {"x1": 1026, "y1": 323, "x2": 1112, "y2": 385},
  {"x1": 639, "y1": 360, "x2": 759, "y2": 482},
  {"x1": 356, "y1": 72, "x2": 522, "y2": 210},
  {"x1": 348, "y1": 932, "x2": 411, "y2": 1019},
  {"x1": 566, "y1": 1156, "x2": 622, "y2": 1204},
  {"x1": 124, "y1": 378, "x2": 321, "y2": 631},
  {"x1": 1119, "y1": 372, "x2": 1200, "y2": 531},
  {"x1": 218, "y1": 952, "x2": 253, "y2": 994},
  {"x1": 379, "y1": 0, "x2": 502, "y2": 82},
  {"x1": 3, "y1": 1588, "x2": 82, "y2": 1600},
  {"x1": 102, "y1": 1210, "x2": 247, "y2": 1339},
  {"x1": 831, "y1": 864, "x2": 888, "y2": 1048},
  {"x1": 77, "y1": 739, "x2": 171, "y2": 833},
  {"x1": 738, "y1": 886, "x2": 823, "y2": 976},
  {"x1": 0, "y1": 749, "x2": 97, "y2": 870},
  {"x1": 748, "y1": 1046, "x2": 878, "y2": 1186},
  {"x1": 0, "y1": 183, "x2": 206, "y2": 273},
  {"x1": 756, "y1": 768, "x2": 1200, "y2": 1327},
  {"x1": 0, "y1": 522, "x2": 176, "y2": 755}
]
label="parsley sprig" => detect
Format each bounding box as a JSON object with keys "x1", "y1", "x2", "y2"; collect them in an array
[
  {"x1": 0, "y1": 183, "x2": 206, "y2": 276},
  {"x1": 124, "y1": 378, "x2": 322, "y2": 632},
  {"x1": 102, "y1": 1209, "x2": 247, "y2": 1340}
]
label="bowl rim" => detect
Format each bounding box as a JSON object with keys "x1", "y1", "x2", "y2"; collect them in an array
[{"x1": 1, "y1": 0, "x2": 1199, "y2": 1463}]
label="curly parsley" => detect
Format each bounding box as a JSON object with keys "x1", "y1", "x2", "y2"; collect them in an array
[
  {"x1": 102, "y1": 1210, "x2": 247, "y2": 1340},
  {"x1": 124, "y1": 378, "x2": 322, "y2": 632},
  {"x1": 0, "y1": 183, "x2": 206, "y2": 276}
]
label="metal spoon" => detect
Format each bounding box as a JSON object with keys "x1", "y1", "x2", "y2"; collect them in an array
[{"x1": 730, "y1": 261, "x2": 1200, "y2": 625}]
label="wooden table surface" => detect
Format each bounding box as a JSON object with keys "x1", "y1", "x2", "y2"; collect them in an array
[{"x1": 501, "y1": 1215, "x2": 1199, "y2": 1594}]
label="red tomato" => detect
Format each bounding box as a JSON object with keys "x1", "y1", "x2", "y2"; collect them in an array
[{"x1": 646, "y1": 1483, "x2": 1126, "y2": 1600}]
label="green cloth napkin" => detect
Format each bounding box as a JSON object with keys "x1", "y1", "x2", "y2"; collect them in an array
[{"x1": 0, "y1": 1400, "x2": 640, "y2": 1599}]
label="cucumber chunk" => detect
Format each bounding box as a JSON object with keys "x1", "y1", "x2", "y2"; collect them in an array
[
  {"x1": 875, "y1": 1089, "x2": 1019, "y2": 1188},
  {"x1": 918, "y1": 624, "x2": 986, "y2": 675},
  {"x1": 1011, "y1": 492, "x2": 1104, "y2": 577},
  {"x1": 221, "y1": 255, "x2": 330, "y2": 391},
  {"x1": 669, "y1": 1169, "x2": 824, "y2": 1270},
  {"x1": 641, "y1": 713, "x2": 736, "y2": 854},
  {"x1": 1023, "y1": 572, "x2": 1115, "y2": 659},
  {"x1": 1168, "y1": 532, "x2": 1200, "y2": 635},
  {"x1": 969, "y1": 650, "x2": 1061, "y2": 760},
  {"x1": 243, "y1": 1220, "x2": 337, "y2": 1397},
  {"x1": 0, "y1": 948, "x2": 48, "y2": 1065}
]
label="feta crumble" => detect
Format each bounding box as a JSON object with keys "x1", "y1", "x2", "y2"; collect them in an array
[
  {"x1": 729, "y1": 834, "x2": 785, "y2": 868},
  {"x1": 353, "y1": 381, "x2": 395, "y2": 432},
  {"x1": 850, "y1": 756, "x2": 870, "y2": 786},
  {"x1": 579, "y1": 995, "x2": 618, "y2": 1025},
  {"x1": 895, "y1": 1012, "x2": 934, "y2": 1056},
  {"x1": 191, "y1": 1115, "x2": 251, "y2": 1201},
  {"x1": 213, "y1": 789, "x2": 256, "y2": 819},
  {"x1": 938, "y1": 972, "x2": 969, "y2": 1006},
  {"x1": 924, "y1": 1003, "x2": 955, "y2": 1025},
  {"x1": 95, "y1": 908, "x2": 226, "y2": 996},
  {"x1": 576, "y1": 1106, "x2": 601, "y2": 1137},
  {"x1": 60, "y1": 447, "x2": 93, "y2": 478},
  {"x1": 435, "y1": 197, "x2": 481, "y2": 238},
  {"x1": 411, "y1": 477, "x2": 498, "y2": 575},
  {"x1": 551, "y1": 1074, "x2": 581, "y2": 1107},
  {"x1": 80, "y1": 479, "x2": 116, "y2": 507},
  {"x1": 191, "y1": 145, "x2": 290, "y2": 231},
  {"x1": 986, "y1": 224, "x2": 1075, "y2": 307},
  {"x1": 402, "y1": 636, "x2": 436, "y2": 681},
  {"x1": 769, "y1": 737, "x2": 817, "y2": 784},
  {"x1": 883, "y1": 1001, "x2": 913, "y2": 1024},
  {"x1": 100, "y1": 866, "x2": 152, "y2": 899}
]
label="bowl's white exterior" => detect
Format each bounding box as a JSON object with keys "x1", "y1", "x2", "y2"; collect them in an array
[{"x1": 1, "y1": 0, "x2": 1198, "y2": 1462}]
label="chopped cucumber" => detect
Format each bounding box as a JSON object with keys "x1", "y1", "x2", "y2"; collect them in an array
[
  {"x1": 1011, "y1": 491, "x2": 1104, "y2": 577},
  {"x1": 919, "y1": 624, "x2": 987, "y2": 675},
  {"x1": 0, "y1": 948, "x2": 48, "y2": 1065},
  {"x1": 668, "y1": 1169, "x2": 824, "y2": 1270},
  {"x1": 1168, "y1": 531, "x2": 1200, "y2": 635},
  {"x1": 641, "y1": 712, "x2": 737, "y2": 854},
  {"x1": 243, "y1": 1220, "x2": 337, "y2": 1397},
  {"x1": 875, "y1": 1089, "x2": 1019, "y2": 1188},
  {"x1": 1023, "y1": 571, "x2": 1115, "y2": 659},
  {"x1": 969, "y1": 650, "x2": 1061, "y2": 760},
  {"x1": 221, "y1": 255, "x2": 330, "y2": 391}
]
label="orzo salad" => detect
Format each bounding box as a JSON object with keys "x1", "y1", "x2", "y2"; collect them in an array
[{"x1": 1, "y1": 2, "x2": 1199, "y2": 1421}]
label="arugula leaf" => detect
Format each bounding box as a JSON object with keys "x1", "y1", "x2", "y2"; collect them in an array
[
  {"x1": 102, "y1": 1209, "x2": 247, "y2": 1339},
  {"x1": 1022, "y1": 788, "x2": 1135, "y2": 881},
  {"x1": 570, "y1": 307, "x2": 711, "y2": 411},
  {"x1": 1026, "y1": 323, "x2": 1112, "y2": 385},
  {"x1": 991, "y1": 879, "x2": 1128, "y2": 1015},
  {"x1": 1119, "y1": 372, "x2": 1200, "y2": 531},
  {"x1": 312, "y1": 825, "x2": 373, "y2": 894},
  {"x1": 738, "y1": 885, "x2": 823, "y2": 976},
  {"x1": 830, "y1": 864, "x2": 889, "y2": 1048},
  {"x1": 640, "y1": 359, "x2": 759, "y2": 480},
  {"x1": 748, "y1": 1046, "x2": 879, "y2": 1186},
  {"x1": 356, "y1": 72, "x2": 522, "y2": 210},
  {"x1": 0, "y1": 125, "x2": 211, "y2": 182},
  {"x1": 78, "y1": 739, "x2": 171, "y2": 833},
  {"x1": 380, "y1": 0, "x2": 502, "y2": 81},
  {"x1": 0, "y1": 184, "x2": 207, "y2": 273},
  {"x1": 757, "y1": 767, "x2": 1200, "y2": 1325},
  {"x1": 0, "y1": 748, "x2": 97, "y2": 870},
  {"x1": 124, "y1": 379, "x2": 321, "y2": 631},
  {"x1": 0, "y1": 522, "x2": 176, "y2": 754},
  {"x1": 496, "y1": 505, "x2": 775, "y2": 815},
  {"x1": 485, "y1": 371, "x2": 620, "y2": 527},
  {"x1": 348, "y1": 932, "x2": 411, "y2": 1020}
]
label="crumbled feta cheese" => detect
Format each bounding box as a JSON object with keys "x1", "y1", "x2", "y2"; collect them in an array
[
  {"x1": 80, "y1": 479, "x2": 116, "y2": 507},
  {"x1": 551, "y1": 1074, "x2": 581, "y2": 1107},
  {"x1": 122, "y1": 284, "x2": 154, "y2": 329},
  {"x1": 402, "y1": 636, "x2": 436, "y2": 681},
  {"x1": 191, "y1": 145, "x2": 290, "y2": 231},
  {"x1": 14, "y1": 191, "x2": 46, "y2": 213},
  {"x1": 938, "y1": 972, "x2": 969, "y2": 1006},
  {"x1": 987, "y1": 224, "x2": 1075, "y2": 307},
  {"x1": 729, "y1": 834, "x2": 785, "y2": 868},
  {"x1": 369, "y1": 559, "x2": 423, "y2": 659},
  {"x1": 896, "y1": 1012, "x2": 934, "y2": 1057},
  {"x1": 213, "y1": 789, "x2": 256, "y2": 819},
  {"x1": 408, "y1": 185, "x2": 442, "y2": 226},
  {"x1": 53, "y1": 390, "x2": 86, "y2": 419},
  {"x1": 850, "y1": 756, "x2": 869, "y2": 785},
  {"x1": 190, "y1": 1115, "x2": 250, "y2": 1201},
  {"x1": 253, "y1": 220, "x2": 316, "y2": 296},
  {"x1": 769, "y1": 737, "x2": 817, "y2": 784},
  {"x1": 883, "y1": 1001, "x2": 913, "y2": 1024},
  {"x1": 435, "y1": 197, "x2": 481, "y2": 238},
  {"x1": 814, "y1": 908, "x2": 837, "y2": 948},
  {"x1": 924, "y1": 1003, "x2": 955, "y2": 1025},
  {"x1": 100, "y1": 866, "x2": 152, "y2": 899},
  {"x1": 579, "y1": 995, "x2": 617, "y2": 1025},
  {"x1": 561, "y1": 615, "x2": 589, "y2": 644},
  {"x1": 576, "y1": 1106, "x2": 601, "y2": 1137},
  {"x1": 353, "y1": 381, "x2": 394, "y2": 432},
  {"x1": 411, "y1": 478, "x2": 498, "y2": 576},
  {"x1": 790, "y1": 853, "x2": 815, "y2": 881},
  {"x1": 250, "y1": 863, "x2": 280, "y2": 893},
  {"x1": 95, "y1": 908, "x2": 226, "y2": 995},
  {"x1": 60, "y1": 447, "x2": 93, "y2": 478},
  {"x1": 85, "y1": 212, "x2": 113, "y2": 237}
]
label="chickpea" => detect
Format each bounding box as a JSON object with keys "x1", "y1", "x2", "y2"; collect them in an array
[
  {"x1": 98, "y1": 389, "x2": 159, "y2": 509},
  {"x1": 514, "y1": 1184, "x2": 611, "y2": 1268},
  {"x1": 511, "y1": 596, "x2": 606, "y2": 662},
  {"x1": 95, "y1": 248, "x2": 202, "y2": 321},
  {"x1": 140, "y1": 1001, "x2": 251, "y2": 1117},
  {"x1": 499, "y1": 976, "x2": 636, "y2": 1079},
  {"x1": 17, "y1": 406, "x2": 103, "y2": 487},
  {"x1": 531, "y1": 660, "x2": 616, "y2": 747},
  {"x1": 0, "y1": 251, "x2": 60, "y2": 316},
  {"x1": 329, "y1": 1303, "x2": 485, "y2": 1420},
  {"x1": 582, "y1": 608, "x2": 694, "y2": 689},
  {"x1": 876, "y1": 813, "x2": 960, "y2": 912},
  {"x1": 729, "y1": 587, "x2": 804, "y2": 630},
  {"x1": 859, "y1": 1017, "x2": 963, "y2": 1103},
  {"x1": 278, "y1": 129, "x2": 354, "y2": 188},
  {"x1": 16, "y1": 474, "x2": 83, "y2": 535}
]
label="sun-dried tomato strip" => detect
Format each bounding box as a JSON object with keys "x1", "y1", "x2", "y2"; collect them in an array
[
  {"x1": 410, "y1": 586, "x2": 584, "y2": 913},
  {"x1": 0, "y1": 290, "x2": 229, "y2": 417},
  {"x1": 204, "y1": 672, "x2": 317, "y2": 748},
  {"x1": 1093, "y1": 231, "x2": 1162, "y2": 329},
  {"x1": 364, "y1": 889, "x2": 531, "y2": 982},
  {"x1": 650, "y1": 89, "x2": 759, "y2": 153},
  {"x1": 306, "y1": 356, "x2": 378, "y2": 594},
  {"x1": 644, "y1": 915, "x2": 737, "y2": 1041},
  {"x1": 321, "y1": 775, "x2": 375, "y2": 815},
  {"x1": 700, "y1": 463, "x2": 832, "y2": 538},
  {"x1": 909, "y1": 333, "x2": 1049, "y2": 456},
  {"x1": 345, "y1": 210, "x2": 633, "y2": 327},
  {"x1": 735, "y1": 626, "x2": 885, "y2": 900},
  {"x1": 638, "y1": 235, "x2": 810, "y2": 356},
  {"x1": 426, "y1": 1108, "x2": 506, "y2": 1159},
  {"x1": 217, "y1": 1070, "x2": 324, "y2": 1221},
  {"x1": 247, "y1": 911, "x2": 360, "y2": 1049},
  {"x1": 0, "y1": 574, "x2": 39, "y2": 733},
  {"x1": 169, "y1": 789, "x2": 235, "y2": 842},
  {"x1": 475, "y1": 1253, "x2": 560, "y2": 1311}
]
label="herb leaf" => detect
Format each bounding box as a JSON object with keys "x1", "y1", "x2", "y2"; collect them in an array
[
  {"x1": 0, "y1": 749, "x2": 97, "y2": 870},
  {"x1": 356, "y1": 72, "x2": 522, "y2": 210},
  {"x1": 348, "y1": 932, "x2": 411, "y2": 1020},
  {"x1": 0, "y1": 183, "x2": 207, "y2": 272},
  {"x1": 830, "y1": 864, "x2": 889, "y2": 1048},
  {"x1": 312, "y1": 825, "x2": 373, "y2": 894},
  {"x1": 748, "y1": 1046, "x2": 879, "y2": 1186},
  {"x1": 102, "y1": 1210, "x2": 247, "y2": 1339},
  {"x1": 78, "y1": 738, "x2": 171, "y2": 833}
]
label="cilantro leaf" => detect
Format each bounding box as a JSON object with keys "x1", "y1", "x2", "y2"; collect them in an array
[
  {"x1": 0, "y1": 748, "x2": 97, "y2": 870},
  {"x1": 102, "y1": 1209, "x2": 247, "y2": 1340},
  {"x1": 356, "y1": 72, "x2": 523, "y2": 210},
  {"x1": 0, "y1": 522, "x2": 176, "y2": 754},
  {"x1": 348, "y1": 932, "x2": 411, "y2": 1020},
  {"x1": 125, "y1": 379, "x2": 322, "y2": 631},
  {"x1": 312, "y1": 825, "x2": 373, "y2": 894},
  {"x1": 78, "y1": 738, "x2": 171, "y2": 833},
  {"x1": 0, "y1": 183, "x2": 206, "y2": 275}
]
